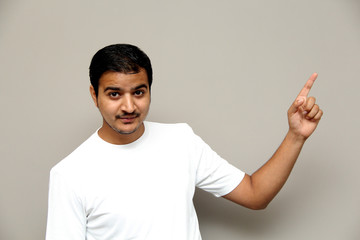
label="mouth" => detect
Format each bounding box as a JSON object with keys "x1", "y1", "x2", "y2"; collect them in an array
[{"x1": 116, "y1": 114, "x2": 140, "y2": 123}]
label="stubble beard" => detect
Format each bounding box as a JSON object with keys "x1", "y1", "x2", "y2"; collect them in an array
[{"x1": 104, "y1": 116, "x2": 143, "y2": 135}]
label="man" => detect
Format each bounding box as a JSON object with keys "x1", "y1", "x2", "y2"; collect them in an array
[{"x1": 46, "y1": 44, "x2": 323, "y2": 239}]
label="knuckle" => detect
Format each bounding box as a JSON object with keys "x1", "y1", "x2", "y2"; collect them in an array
[
  {"x1": 313, "y1": 104, "x2": 319, "y2": 111},
  {"x1": 315, "y1": 110, "x2": 323, "y2": 120},
  {"x1": 305, "y1": 97, "x2": 316, "y2": 110},
  {"x1": 304, "y1": 104, "x2": 312, "y2": 111}
]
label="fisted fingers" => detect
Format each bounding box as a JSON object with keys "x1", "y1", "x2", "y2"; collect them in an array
[
  {"x1": 304, "y1": 104, "x2": 319, "y2": 119},
  {"x1": 303, "y1": 97, "x2": 316, "y2": 111},
  {"x1": 312, "y1": 108, "x2": 323, "y2": 121},
  {"x1": 302, "y1": 96, "x2": 322, "y2": 120}
]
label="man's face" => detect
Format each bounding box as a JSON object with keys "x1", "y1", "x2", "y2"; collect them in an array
[{"x1": 90, "y1": 69, "x2": 150, "y2": 144}]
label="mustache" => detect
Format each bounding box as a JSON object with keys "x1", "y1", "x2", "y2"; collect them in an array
[{"x1": 115, "y1": 113, "x2": 140, "y2": 119}]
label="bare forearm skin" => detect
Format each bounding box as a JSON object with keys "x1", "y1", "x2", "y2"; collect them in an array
[
  {"x1": 249, "y1": 131, "x2": 306, "y2": 209},
  {"x1": 224, "y1": 130, "x2": 306, "y2": 210},
  {"x1": 224, "y1": 73, "x2": 322, "y2": 210}
]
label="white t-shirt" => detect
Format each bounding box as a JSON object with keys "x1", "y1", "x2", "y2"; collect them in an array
[{"x1": 46, "y1": 122, "x2": 245, "y2": 240}]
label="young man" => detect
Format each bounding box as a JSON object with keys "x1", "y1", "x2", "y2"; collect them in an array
[{"x1": 46, "y1": 44, "x2": 323, "y2": 240}]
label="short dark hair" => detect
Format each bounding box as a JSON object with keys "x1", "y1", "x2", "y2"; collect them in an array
[{"x1": 89, "y1": 44, "x2": 153, "y2": 96}]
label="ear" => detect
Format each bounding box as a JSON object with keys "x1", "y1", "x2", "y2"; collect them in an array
[{"x1": 89, "y1": 85, "x2": 98, "y2": 108}]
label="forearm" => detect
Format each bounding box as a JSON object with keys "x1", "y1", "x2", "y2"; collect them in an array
[
  {"x1": 224, "y1": 73, "x2": 322, "y2": 209},
  {"x1": 250, "y1": 130, "x2": 306, "y2": 207},
  {"x1": 223, "y1": 130, "x2": 307, "y2": 209}
]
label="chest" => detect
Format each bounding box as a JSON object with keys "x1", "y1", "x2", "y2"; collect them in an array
[{"x1": 80, "y1": 147, "x2": 197, "y2": 227}]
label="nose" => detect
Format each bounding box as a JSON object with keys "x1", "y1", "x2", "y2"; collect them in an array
[{"x1": 120, "y1": 94, "x2": 136, "y2": 113}]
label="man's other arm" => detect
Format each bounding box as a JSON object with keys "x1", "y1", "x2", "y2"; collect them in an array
[{"x1": 223, "y1": 73, "x2": 323, "y2": 210}]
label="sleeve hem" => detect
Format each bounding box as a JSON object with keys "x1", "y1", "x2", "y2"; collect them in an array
[{"x1": 215, "y1": 170, "x2": 245, "y2": 198}]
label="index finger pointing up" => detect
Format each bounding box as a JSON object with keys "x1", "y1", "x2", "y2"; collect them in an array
[{"x1": 298, "y1": 73, "x2": 318, "y2": 98}]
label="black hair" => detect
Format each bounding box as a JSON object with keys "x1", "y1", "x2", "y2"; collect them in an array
[{"x1": 89, "y1": 44, "x2": 153, "y2": 96}]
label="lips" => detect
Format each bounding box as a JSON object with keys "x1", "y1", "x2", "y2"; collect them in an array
[
  {"x1": 120, "y1": 115, "x2": 137, "y2": 119},
  {"x1": 116, "y1": 114, "x2": 140, "y2": 123},
  {"x1": 121, "y1": 118, "x2": 136, "y2": 124}
]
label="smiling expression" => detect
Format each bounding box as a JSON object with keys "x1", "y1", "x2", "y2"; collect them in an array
[{"x1": 90, "y1": 69, "x2": 151, "y2": 144}]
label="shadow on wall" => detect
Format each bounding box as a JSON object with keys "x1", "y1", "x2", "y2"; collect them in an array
[
  {"x1": 193, "y1": 189, "x2": 281, "y2": 235},
  {"x1": 193, "y1": 147, "x2": 335, "y2": 237}
]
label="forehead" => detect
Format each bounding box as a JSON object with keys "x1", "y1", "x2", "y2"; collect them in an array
[{"x1": 99, "y1": 69, "x2": 149, "y2": 89}]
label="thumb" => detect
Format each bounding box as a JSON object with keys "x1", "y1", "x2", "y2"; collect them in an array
[{"x1": 288, "y1": 97, "x2": 305, "y2": 115}]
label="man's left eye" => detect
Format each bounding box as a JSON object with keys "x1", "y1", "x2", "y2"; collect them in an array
[{"x1": 134, "y1": 90, "x2": 144, "y2": 96}]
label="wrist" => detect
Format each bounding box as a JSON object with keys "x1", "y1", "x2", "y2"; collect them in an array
[{"x1": 286, "y1": 130, "x2": 307, "y2": 145}]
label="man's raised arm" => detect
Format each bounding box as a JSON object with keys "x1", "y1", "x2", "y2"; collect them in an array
[{"x1": 224, "y1": 73, "x2": 323, "y2": 210}]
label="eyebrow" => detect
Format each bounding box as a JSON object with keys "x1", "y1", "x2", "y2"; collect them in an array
[{"x1": 104, "y1": 84, "x2": 148, "y2": 92}]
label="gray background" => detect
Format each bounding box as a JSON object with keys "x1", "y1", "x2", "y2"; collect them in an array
[{"x1": 1, "y1": 0, "x2": 359, "y2": 239}]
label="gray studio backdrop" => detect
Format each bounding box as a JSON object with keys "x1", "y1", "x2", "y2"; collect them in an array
[{"x1": 0, "y1": 0, "x2": 359, "y2": 239}]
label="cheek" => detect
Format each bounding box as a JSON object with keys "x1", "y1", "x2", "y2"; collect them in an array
[
  {"x1": 98, "y1": 101, "x2": 118, "y2": 115},
  {"x1": 138, "y1": 99, "x2": 150, "y2": 112}
]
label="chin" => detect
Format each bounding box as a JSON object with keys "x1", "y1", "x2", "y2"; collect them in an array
[
  {"x1": 116, "y1": 129, "x2": 137, "y2": 135},
  {"x1": 113, "y1": 124, "x2": 141, "y2": 135}
]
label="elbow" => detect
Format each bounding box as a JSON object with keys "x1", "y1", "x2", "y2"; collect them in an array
[
  {"x1": 253, "y1": 203, "x2": 269, "y2": 210},
  {"x1": 246, "y1": 200, "x2": 270, "y2": 210}
]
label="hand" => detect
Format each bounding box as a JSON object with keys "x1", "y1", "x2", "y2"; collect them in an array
[{"x1": 287, "y1": 73, "x2": 323, "y2": 140}]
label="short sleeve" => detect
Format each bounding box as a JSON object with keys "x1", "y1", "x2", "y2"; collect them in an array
[
  {"x1": 193, "y1": 134, "x2": 245, "y2": 197},
  {"x1": 46, "y1": 168, "x2": 86, "y2": 240}
]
